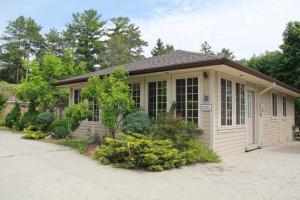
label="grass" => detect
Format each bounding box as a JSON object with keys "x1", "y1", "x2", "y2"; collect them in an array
[{"x1": 54, "y1": 138, "x2": 89, "y2": 154}]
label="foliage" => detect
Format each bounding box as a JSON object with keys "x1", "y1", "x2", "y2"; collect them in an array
[
  {"x1": 0, "y1": 16, "x2": 44, "y2": 83},
  {"x1": 16, "y1": 109, "x2": 39, "y2": 130},
  {"x1": 37, "y1": 112, "x2": 54, "y2": 132},
  {"x1": 239, "y1": 51, "x2": 283, "y2": 77},
  {"x1": 22, "y1": 126, "x2": 49, "y2": 140},
  {"x1": 17, "y1": 76, "x2": 52, "y2": 111},
  {"x1": 5, "y1": 102, "x2": 21, "y2": 128},
  {"x1": 123, "y1": 110, "x2": 153, "y2": 133},
  {"x1": 151, "y1": 38, "x2": 174, "y2": 56},
  {"x1": 103, "y1": 17, "x2": 147, "y2": 68},
  {"x1": 64, "y1": 102, "x2": 91, "y2": 132},
  {"x1": 64, "y1": 9, "x2": 105, "y2": 71},
  {"x1": 0, "y1": 92, "x2": 7, "y2": 111},
  {"x1": 217, "y1": 48, "x2": 235, "y2": 60},
  {"x1": 93, "y1": 132, "x2": 220, "y2": 171},
  {"x1": 280, "y1": 21, "x2": 300, "y2": 89},
  {"x1": 151, "y1": 113, "x2": 203, "y2": 147},
  {"x1": 200, "y1": 41, "x2": 215, "y2": 55},
  {"x1": 45, "y1": 28, "x2": 65, "y2": 56},
  {"x1": 82, "y1": 67, "x2": 134, "y2": 138},
  {"x1": 50, "y1": 117, "x2": 70, "y2": 139},
  {"x1": 93, "y1": 133, "x2": 185, "y2": 171},
  {"x1": 56, "y1": 138, "x2": 89, "y2": 154}
]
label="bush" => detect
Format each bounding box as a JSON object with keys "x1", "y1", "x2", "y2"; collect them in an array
[
  {"x1": 22, "y1": 126, "x2": 49, "y2": 140},
  {"x1": 15, "y1": 111, "x2": 39, "y2": 130},
  {"x1": 93, "y1": 133, "x2": 185, "y2": 171},
  {"x1": 178, "y1": 139, "x2": 221, "y2": 163},
  {"x1": 37, "y1": 112, "x2": 54, "y2": 132},
  {"x1": 65, "y1": 102, "x2": 90, "y2": 132},
  {"x1": 151, "y1": 113, "x2": 202, "y2": 145},
  {"x1": 50, "y1": 117, "x2": 70, "y2": 139},
  {"x1": 56, "y1": 138, "x2": 89, "y2": 154},
  {"x1": 5, "y1": 102, "x2": 21, "y2": 128},
  {"x1": 123, "y1": 110, "x2": 153, "y2": 133}
]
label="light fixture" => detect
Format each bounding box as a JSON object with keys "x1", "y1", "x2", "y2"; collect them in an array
[{"x1": 203, "y1": 72, "x2": 208, "y2": 79}]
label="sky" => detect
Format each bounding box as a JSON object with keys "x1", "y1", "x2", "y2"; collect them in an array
[{"x1": 0, "y1": 0, "x2": 299, "y2": 59}]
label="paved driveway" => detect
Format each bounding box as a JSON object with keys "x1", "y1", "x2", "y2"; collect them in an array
[{"x1": 1, "y1": 130, "x2": 300, "y2": 200}]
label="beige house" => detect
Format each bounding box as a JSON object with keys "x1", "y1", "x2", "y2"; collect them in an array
[{"x1": 54, "y1": 50, "x2": 300, "y2": 156}]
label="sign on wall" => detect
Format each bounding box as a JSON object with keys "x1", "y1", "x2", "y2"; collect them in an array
[{"x1": 199, "y1": 104, "x2": 212, "y2": 112}]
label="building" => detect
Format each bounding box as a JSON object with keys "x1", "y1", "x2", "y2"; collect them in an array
[{"x1": 53, "y1": 50, "x2": 300, "y2": 156}]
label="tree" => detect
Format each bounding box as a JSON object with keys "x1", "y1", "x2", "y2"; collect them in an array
[
  {"x1": 200, "y1": 41, "x2": 214, "y2": 55},
  {"x1": 240, "y1": 51, "x2": 283, "y2": 77},
  {"x1": 103, "y1": 17, "x2": 147, "y2": 68},
  {"x1": 45, "y1": 28, "x2": 65, "y2": 56},
  {"x1": 64, "y1": 9, "x2": 106, "y2": 71},
  {"x1": 151, "y1": 38, "x2": 174, "y2": 56},
  {"x1": 0, "y1": 16, "x2": 45, "y2": 83},
  {"x1": 217, "y1": 48, "x2": 235, "y2": 60},
  {"x1": 280, "y1": 21, "x2": 300, "y2": 89},
  {"x1": 17, "y1": 49, "x2": 86, "y2": 112},
  {"x1": 82, "y1": 67, "x2": 134, "y2": 138}
]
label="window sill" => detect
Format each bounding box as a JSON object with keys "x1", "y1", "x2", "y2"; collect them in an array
[{"x1": 217, "y1": 125, "x2": 246, "y2": 131}]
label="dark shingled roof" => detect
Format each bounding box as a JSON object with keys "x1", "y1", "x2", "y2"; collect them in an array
[
  {"x1": 53, "y1": 50, "x2": 222, "y2": 85},
  {"x1": 53, "y1": 50, "x2": 300, "y2": 95}
]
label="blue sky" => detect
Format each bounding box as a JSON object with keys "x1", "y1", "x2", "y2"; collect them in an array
[{"x1": 0, "y1": 0, "x2": 299, "y2": 59}]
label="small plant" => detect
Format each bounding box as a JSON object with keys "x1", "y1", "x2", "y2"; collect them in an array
[
  {"x1": 123, "y1": 110, "x2": 153, "y2": 133},
  {"x1": 5, "y1": 102, "x2": 21, "y2": 128},
  {"x1": 16, "y1": 111, "x2": 39, "y2": 130},
  {"x1": 56, "y1": 138, "x2": 89, "y2": 154},
  {"x1": 37, "y1": 112, "x2": 54, "y2": 132},
  {"x1": 22, "y1": 126, "x2": 49, "y2": 140},
  {"x1": 50, "y1": 117, "x2": 70, "y2": 139},
  {"x1": 151, "y1": 112, "x2": 203, "y2": 146}
]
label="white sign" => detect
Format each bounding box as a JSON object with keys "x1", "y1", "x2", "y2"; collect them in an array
[{"x1": 199, "y1": 104, "x2": 212, "y2": 112}]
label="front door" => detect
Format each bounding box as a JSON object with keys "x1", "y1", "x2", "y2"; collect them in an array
[{"x1": 247, "y1": 91, "x2": 255, "y2": 145}]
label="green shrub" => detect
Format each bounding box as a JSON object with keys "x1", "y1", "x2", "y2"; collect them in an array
[
  {"x1": 56, "y1": 138, "x2": 89, "y2": 154},
  {"x1": 22, "y1": 126, "x2": 49, "y2": 140},
  {"x1": 50, "y1": 117, "x2": 70, "y2": 139},
  {"x1": 123, "y1": 110, "x2": 153, "y2": 133},
  {"x1": 178, "y1": 139, "x2": 221, "y2": 163},
  {"x1": 5, "y1": 102, "x2": 21, "y2": 128},
  {"x1": 16, "y1": 111, "x2": 39, "y2": 130},
  {"x1": 65, "y1": 102, "x2": 90, "y2": 132},
  {"x1": 151, "y1": 113, "x2": 203, "y2": 147},
  {"x1": 93, "y1": 133, "x2": 185, "y2": 171},
  {"x1": 0, "y1": 92, "x2": 7, "y2": 112},
  {"x1": 37, "y1": 112, "x2": 54, "y2": 132}
]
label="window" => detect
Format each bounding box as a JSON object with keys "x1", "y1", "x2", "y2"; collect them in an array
[
  {"x1": 88, "y1": 99, "x2": 100, "y2": 122},
  {"x1": 236, "y1": 83, "x2": 245, "y2": 125},
  {"x1": 129, "y1": 83, "x2": 141, "y2": 108},
  {"x1": 221, "y1": 79, "x2": 232, "y2": 126},
  {"x1": 148, "y1": 81, "x2": 167, "y2": 118},
  {"x1": 272, "y1": 93, "x2": 278, "y2": 117},
  {"x1": 282, "y1": 96, "x2": 287, "y2": 117},
  {"x1": 176, "y1": 77, "x2": 198, "y2": 124},
  {"x1": 74, "y1": 89, "x2": 81, "y2": 104}
]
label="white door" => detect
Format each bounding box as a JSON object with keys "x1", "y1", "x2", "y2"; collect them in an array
[{"x1": 247, "y1": 91, "x2": 255, "y2": 145}]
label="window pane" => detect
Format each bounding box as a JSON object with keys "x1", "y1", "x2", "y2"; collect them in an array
[
  {"x1": 221, "y1": 79, "x2": 226, "y2": 125},
  {"x1": 129, "y1": 83, "x2": 141, "y2": 108}
]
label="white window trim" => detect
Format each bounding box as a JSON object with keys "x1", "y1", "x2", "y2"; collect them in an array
[
  {"x1": 217, "y1": 73, "x2": 246, "y2": 129},
  {"x1": 147, "y1": 80, "x2": 168, "y2": 118},
  {"x1": 175, "y1": 77, "x2": 199, "y2": 124}
]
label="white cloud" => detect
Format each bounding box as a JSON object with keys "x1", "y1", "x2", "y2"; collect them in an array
[{"x1": 135, "y1": 0, "x2": 300, "y2": 59}]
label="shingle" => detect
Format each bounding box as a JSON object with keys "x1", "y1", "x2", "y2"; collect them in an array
[{"x1": 55, "y1": 50, "x2": 222, "y2": 83}]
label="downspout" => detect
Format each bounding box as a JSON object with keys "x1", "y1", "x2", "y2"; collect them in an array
[{"x1": 258, "y1": 82, "x2": 276, "y2": 148}]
